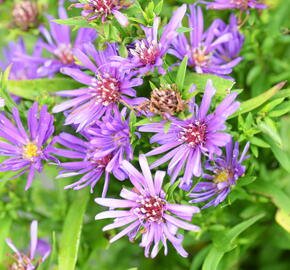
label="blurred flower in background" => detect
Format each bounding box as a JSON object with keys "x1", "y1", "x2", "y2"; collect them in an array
[
  {"x1": 200, "y1": 0, "x2": 267, "y2": 10},
  {"x1": 6, "y1": 220, "x2": 51, "y2": 270}
]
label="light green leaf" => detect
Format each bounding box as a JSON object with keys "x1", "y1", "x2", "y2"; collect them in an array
[
  {"x1": 58, "y1": 189, "x2": 89, "y2": 270},
  {"x1": 176, "y1": 27, "x2": 193, "y2": 33},
  {"x1": 7, "y1": 78, "x2": 82, "y2": 100},
  {"x1": 135, "y1": 115, "x2": 163, "y2": 126},
  {"x1": 231, "y1": 81, "x2": 286, "y2": 118},
  {"x1": 276, "y1": 209, "x2": 290, "y2": 233},
  {"x1": 184, "y1": 73, "x2": 235, "y2": 96},
  {"x1": 53, "y1": 18, "x2": 95, "y2": 28},
  {"x1": 0, "y1": 66, "x2": 17, "y2": 111},
  {"x1": 154, "y1": 0, "x2": 163, "y2": 15},
  {"x1": 0, "y1": 217, "x2": 12, "y2": 267},
  {"x1": 176, "y1": 56, "x2": 188, "y2": 91}
]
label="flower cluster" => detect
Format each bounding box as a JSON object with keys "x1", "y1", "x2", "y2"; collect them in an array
[{"x1": 0, "y1": 0, "x2": 260, "y2": 260}]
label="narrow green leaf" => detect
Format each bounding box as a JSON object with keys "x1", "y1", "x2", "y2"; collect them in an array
[
  {"x1": 231, "y1": 81, "x2": 286, "y2": 118},
  {"x1": 275, "y1": 209, "x2": 290, "y2": 233},
  {"x1": 58, "y1": 189, "x2": 89, "y2": 270},
  {"x1": 53, "y1": 18, "x2": 95, "y2": 28},
  {"x1": 154, "y1": 0, "x2": 163, "y2": 15},
  {"x1": 0, "y1": 217, "x2": 12, "y2": 267},
  {"x1": 176, "y1": 27, "x2": 193, "y2": 33},
  {"x1": 7, "y1": 78, "x2": 82, "y2": 100},
  {"x1": 202, "y1": 246, "x2": 224, "y2": 270},
  {"x1": 176, "y1": 56, "x2": 188, "y2": 90},
  {"x1": 135, "y1": 115, "x2": 163, "y2": 126},
  {"x1": 0, "y1": 66, "x2": 17, "y2": 111}
]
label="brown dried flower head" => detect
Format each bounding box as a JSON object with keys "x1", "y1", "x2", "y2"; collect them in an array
[
  {"x1": 138, "y1": 84, "x2": 187, "y2": 118},
  {"x1": 12, "y1": 1, "x2": 39, "y2": 31}
]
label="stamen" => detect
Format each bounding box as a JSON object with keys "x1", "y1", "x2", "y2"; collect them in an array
[
  {"x1": 23, "y1": 142, "x2": 40, "y2": 160},
  {"x1": 179, "y1": 121, "x2": 207, "y2": 147},
  {"x1": 54, "y1": 44, "x2": 74, "y2": 65},
  {"x1": 91, "y1": 74, "x2": 120, "y2": 106},
  {"x1": 191, "y1": 46, "x2": 211, "y2": 68},
  {"x1": 130, "y1": 40, "x2": 160, "y2": 65},
  {"x1": 214, "y1": 169, "x2": 233, "y2": 184},
  {"x1": 135, "y1": 195, "x2": 165, "y2": 223}
]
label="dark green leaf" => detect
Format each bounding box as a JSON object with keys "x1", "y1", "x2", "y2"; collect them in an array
[{"x1": 176, "y1": 56, "x2": 188, "y2": 91}]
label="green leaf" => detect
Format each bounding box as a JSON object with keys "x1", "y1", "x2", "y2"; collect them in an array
[
  {"x1": 0, "y1": 217, "x2": 12, "y2": 267},
  {"x1": 135, "y1": 115, "x2": 163, "y2": 126},
  {"x1": 176, "y1": 27, "x2": 193, "y2": 33},
  {"x1": 269, "y1": 101, "x2": 290, "y2": 117},
  {"x1": 259, "y1": 121, "x2": 282, "y2": 146},
  {"x1": 230, "y1": 81, "x2": 286, "y2": 118},
  {"x1": 176, "y1": 56, "x2": 188, "y2": 91},
  {"x1": 0, "y1": 66, "x2": 17, "y2": 111},
  {"x1": 275, "y1": 209, "x2": 290, "y2": 233},
  {"x1": 249, "y1": 181, "x2": 290, "y2": 213},
  {"x1": 7, "y1": 78, "x2": 82, "y2": 101},
  {"x1": 184, "y1": 73, "x2": 235, "y2": 96},
  {"x1": 202, "y1": 214, "x2": 264, "y2": 270},
  {"x1": 262, "y1": 134, "x2": 290, "y2": 173},
  {"x1": 58, "y1": 189, "x2": 89, "y2": 270},
  {"x1": 53, "y1": 18, "x2": 95, "y2": 28},
  {"x1": 154, "y1": 0, "x2": 163, "y2": 15}
]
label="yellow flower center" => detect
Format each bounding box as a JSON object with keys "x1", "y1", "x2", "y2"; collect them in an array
[
  {"x1": 214, "y1": 170, "x2": 231, "y2": 184},
  {"x1": 23, "y1": 142, "x2": 39, "y2": 159}
]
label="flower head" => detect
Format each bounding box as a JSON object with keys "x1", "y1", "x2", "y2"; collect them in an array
[
  {"x1": 139, "y1": 80, "x2": 240, "y2": 188},
  {"x1": 200, "y1": 0, "x2": 267, "y2": 10},
  {"x1": 189, "y1": 139, "x2": 250, "y2": 208},
  {"x1": 170, "y1": 5, "x2": 243, "y2": 78},
  {"x1": 53, "y1": 108, "x2": 134, "y2": 197},
  {"x1": 12, "y1": 0, "x2": 39, "y2": 31},
  {"x1": 16, "y1": 4, "x2": 97, "y2": 77},
  {"x1": 111, "y1": 4, "x2": 187, "y2": 75},
  {"x1": 0, "y1": 103, "x2": 56, "y2": 190},
  {"x1": 0, "y1": 39, "x2": 41, "y2": 80},
  {"x1": 70, "y1": 0, "x2": 133, "y2": 26},
  {"x1": 6, "y1": 220, "x2": 51, "y2": 270},
  {"x1": 52, "y1": 43, "x2": 143, "y2": 131},
  {"x1": 95, "y1": 155, "x2": 200, "y2": 258}
]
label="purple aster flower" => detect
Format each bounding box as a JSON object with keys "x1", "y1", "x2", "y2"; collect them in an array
[
  {"x1": 139, "y1": 80, "x2": 240, "y2": 188},
  {"x1": 53, "y1": 108, "x2": 133, "y2": 197},
  {"x1": 189, "y1": 139, "x2": 250, "y2": 208},
  {"x1": 52, "y1": 43, "x2": 143, "y2": 131},
  {"x1": 16, "y1": 4, "x2": 97, "y2": 78},
  {"x1": 169, "y1": 5, "x2": 243, "y2": 78},
  {"x1": 70, "y1": 0, "x2": 133, "y2": 26},
  {"x1": 0, "y1": 38, "x2": 41, "y2": 80},
  {"x1": 95, "y1": 154, "x2": 200, "y2": 258},
  {"x1": 111, "y1": 4, "x2": 187, "y2": 75},
  {"x1": 6, "y1": 220, "x2": 51, "y2": 270},
  {"x1": 0, "y1": 103, "x2": 57, "y2": 190},
  {"x1": 200, "y1": 0, "x2": 267, "y2": 10}
]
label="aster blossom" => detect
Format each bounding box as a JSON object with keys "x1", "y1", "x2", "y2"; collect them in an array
[
  {"x1": 200, "y1": 0, "x2": 267, "y2": 10},
  {"x1": 6, "y1": 220, "x2": 51, "y2": 270},
  {"x1": 111, "y1": 4, "x2": 187, "y2": 75},
  {"x1": 70, "y1": 0, "x2": 133, "y2": 26},
  {"x1": 16, "y1": 4, "x2": 97, "y2": 78},
  {"x1": 139, "y1": 80, "x2": 240, "y2": 188},
  {"x1": 0, "y1": 103, "x2": 56, "y2": 190},
  {"x1": 95, "y1": 155, "x2": 200, "y2": 258},
  {"x1": 189, "y1": 139, "x2": 250, "y2": 208},
  {"x1": 52, "y1": 42, "x2": 143, "y2": 131},
  {"x1": 170, "y1": 5, "x2": 243, "y2": 78},
  {"x1": 0, "y1": 38, "x2": 41, "y2": 80},
  {"x1": 53, "y1": 108, "x2": 133, "y2": 197}
]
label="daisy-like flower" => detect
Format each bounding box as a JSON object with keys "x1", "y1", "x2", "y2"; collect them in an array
[
  {"x1": 189, "y1": 139, "x2": 250, "y2": 208},
  {"x1": 52, "y1": 43, "x2": 143, "y2": 131},
  {"x1": 95, "y1": 155, "x2": 200, "y2": 258},
  {"x1": 70, "y1": 0, "x2": 133, "y2": 26},
  {"x1": 16, "y1": 4, "x2": 97, "y2": 78},
  {"x1": 200, "y1": 0, "x2": 267, "y2": 10},
  {"x1": 6, "y1": 220, "x2": 51, "y2": 270},
  {"x1": 111, "y1": 4, "x2": 187, "y2": 75},
  {"x1": 0, "y1": 103, "x2": 56, "y2": 190},
  {"x1": 0, "y1": 38, "x2": 41, "y2": 80},
  {"x1": 139, "y1": 80, "x2": 240, "y2": 188},
  {"x1": 53, "y1": 108, "x2": 134, "y2": 197},
  {"x1": 169, "y1": 5, "x2": 243, "y2": 78}
]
